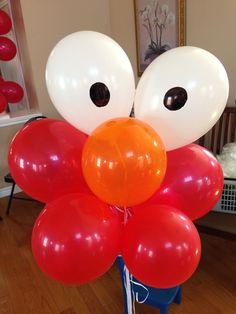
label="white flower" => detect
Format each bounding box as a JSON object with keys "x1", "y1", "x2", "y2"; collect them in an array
[
  {"x1": 152, "y1": 0, "x2": 158, "y2": 8},
  {"x1": 139, "y1": 5, "x2": 151, "y2": 20},
  {"x1": 161, "y1": 4, "x2": 169, "y2": 15},
  {"x1": 167, "y1": 12, "x2": 175, "y2": 25},
  {"x1": 146, "y1": 4, "x2": 151, "y2": 14},
  {"x1": 153, "y1": 16, "x2": 159, "y2": 24}
]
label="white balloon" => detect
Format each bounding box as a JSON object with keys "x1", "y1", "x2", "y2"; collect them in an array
[
  {"x1": 46, "y1": 31, "x2": 135, "y2": 134},
  {"x1": 134, "y1": 46, "x2": 229, "y2": 151}
]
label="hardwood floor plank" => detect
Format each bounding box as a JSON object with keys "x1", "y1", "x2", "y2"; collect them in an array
[
  {"x1": 0, "y1": 295, "x2": 14, "y2": 314},
  {"x1": 20, "y1": 246, "x2": 75, "y2": 313},
  {"x1": 61, "y1": 286, "x2": 91, "y2": 314},
  {"x1": 76, "y1": 284, "x2": 110, "y2": 314},
  {"x1": 90, "y1": 267, "x2": 123, "y2": 309}
]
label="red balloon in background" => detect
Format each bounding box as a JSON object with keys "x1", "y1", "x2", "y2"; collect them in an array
[
  {"x1": 8, "y1": 119, "x2": 90, "y2": 203},
  {"x1": 0, "y1": 10, "x2": 12, "y2": 35},
  {"x1": 32, "y1": 193, "x2": 122, "y2": 285},
  {"x1": 0, "y1": 81, "x2": 24, "y2": 103},
  {"x1": 0, "y1": 92, "x2": 7, "y2": 113},
  {"x1": 121, "y1": 205, "x2": 201, "y2": 288},
  {"x1": 0, "y1": 36, "x2": 16, "y2": 61},
  {"x1": 134, "y1": 144, "x2": 223, "y2": 221}
]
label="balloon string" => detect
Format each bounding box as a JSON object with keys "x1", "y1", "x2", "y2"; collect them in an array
[
  {"x1": 114, "y1": 206, "x2": 135, "y2": 312},
  {"x1": 123, "y1": 265, "x2": 136, "y2": 314},
  {"x1": 123, "y1": 265, "x2": 150, "y2": 313},
  {"x1": 130, "y1": 278, "x2": 150, "y2": 304},
  {"x1": 113, "y1": 205, "x2": 124, "y2": 214},
  {"x1": 124, "y1": 206, "x2": 129, "y2": 225},
  {"x1": 113, "y1": 206, "x2": 133, "y2": 225}
]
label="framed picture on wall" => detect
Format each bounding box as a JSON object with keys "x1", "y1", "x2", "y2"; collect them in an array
[{"x1": 134, "y1": 0, "x2": 186, "y2": 75}]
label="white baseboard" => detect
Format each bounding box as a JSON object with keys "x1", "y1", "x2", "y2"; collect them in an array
[{"x1": 0, "y1": 185, "x2": 22, "y2": 198}]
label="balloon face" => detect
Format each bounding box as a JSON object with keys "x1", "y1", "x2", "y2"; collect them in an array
[
  {"x1": 32, "y1": 193, "x2": 121, "y2": 285},
  {"x1": 121, "y1": 205, "x2": 201, "y2": 288},
  {"x1": 82, "y1": 117, "x2": 167, "y2": 207},
  {"x1": 134, "y1": 46, "x2": 229, "y2": 151},
  {"x1": 45, "y1": 31, "x2": 135, "y2": 134},
  {"x1": 8, "y1": 119, "x2": 89, "y2": 203}
]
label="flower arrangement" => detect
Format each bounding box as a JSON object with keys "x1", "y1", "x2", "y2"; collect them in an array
[{"x1": 139, "y1": 0, "x2": 175, "y2": 62}]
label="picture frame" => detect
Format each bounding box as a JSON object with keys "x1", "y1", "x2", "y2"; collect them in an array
[{"x1": 134, "y1": 0, "x2": 186, "y2": 75}]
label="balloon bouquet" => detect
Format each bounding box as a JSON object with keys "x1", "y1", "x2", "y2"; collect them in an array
[
  {"x1": 0, "y1": 9, "x2": 24, "y2": 113},
  {"x1": 8, "y1": 31, "x2": 228, "y2": 291}
]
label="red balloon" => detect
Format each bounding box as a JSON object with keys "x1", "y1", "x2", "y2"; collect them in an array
[
  {"x1": 32, "y1": 193, "x2": 121, "y2": 284},
  {"x1": 8, "y1": 119, "x2": 90, "y2": 203},
  {"x1": 0, "y1": 36, "x2": 16, "y2": 61},
  {"x1": 0, "y1": 10, "x2": 12, "y2": 35},
  {"x1": 0, "y1": 81, "x2": 24, "y2": 103},
  {"x1": 134, "y1": 144, "x2": 223, "y2": 220},
  {"x1": 134, "y1": 189, "x2": 183, "y2": 214},
  {"x1": 0, "y1": 92, "x2": 7, "y2": 113},
  {"x1": 121, "y1": 205, "x2": 201, "y2": 288}
]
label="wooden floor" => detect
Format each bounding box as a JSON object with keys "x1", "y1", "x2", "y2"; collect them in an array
[
  {"x1": 196, "y1": 211, "x2": 236, "y2": 235},
  {"x1": 0, "y1": 194, "x2": 236, "y2": 314}
]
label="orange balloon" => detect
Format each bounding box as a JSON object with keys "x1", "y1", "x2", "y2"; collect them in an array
[{"x1": 82, "y1": 117, "x2": 167, "y2": 207}]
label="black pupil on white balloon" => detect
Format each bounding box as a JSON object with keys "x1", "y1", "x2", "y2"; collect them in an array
[
  {"x1": 90, "y1": 82, "x2": 110, "y2": 107},
  {"x1": 163, "y1": 87, "x2": 187, "y2": 111}
]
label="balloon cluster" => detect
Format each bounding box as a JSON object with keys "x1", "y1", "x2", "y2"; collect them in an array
[
  {"x1": 8, "y1": 31, "x2": 229, "y2": 288},
  {"x1": 0, "y1": 10, "x2": 24, "y2": 113}
]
